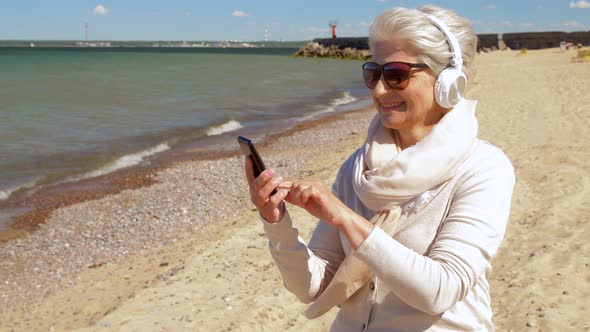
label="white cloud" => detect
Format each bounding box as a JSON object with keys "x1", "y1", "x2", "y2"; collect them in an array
[
  {"x1": 376, "y1": 0, "x2": 386, "y2": 2},
  {"x1": 185, "y1": 12, "x2": 191, "y2": 16},
  {"x1": 359, "y1": 21, "x2": 372, "y2": 27},
  {"x1": 92, "y1": 5, "x2": 109, "y2": 15},
  {"x1": 247, "y1": 21, "x2": 257, "y2": 25},
  {"x1": 232, "y1": 10, "x2": 249, "y2": 17},
  {"x1": 481, "y1": 4, "x2": 497, "y2": 9},
  {"x1": 271, "y1": 22, "x2": 281, "y2": 26},
  {"x1": 569, "y1": 1, "x2": 590, "y2": 8}
]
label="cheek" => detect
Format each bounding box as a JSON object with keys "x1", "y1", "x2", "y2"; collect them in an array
[{"x1": 407, "y1": 76, "x2": 436, "y2": 105}]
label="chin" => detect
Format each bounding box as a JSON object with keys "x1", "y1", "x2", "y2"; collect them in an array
[{"x1": 378, "y1": 111, "x2": 406, "y2": 130}]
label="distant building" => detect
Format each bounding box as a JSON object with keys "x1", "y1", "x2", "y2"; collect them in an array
[{"x1": 76, "y1": 41, "x2": 112, "y2": 47}]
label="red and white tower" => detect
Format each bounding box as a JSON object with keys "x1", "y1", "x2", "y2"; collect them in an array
[
  {"x1": 264, "y1": 26, "x2": 269, "y2": 42},
  {"x1": 329, "y1": 20, "x2": 337, "y2": 39}
]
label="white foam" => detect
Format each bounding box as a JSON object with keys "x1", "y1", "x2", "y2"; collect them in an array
[
  {"x1": 330, "y1": 91, "x2": 358, "y2": 107},
  {"x1": 301, "y1": 91, "x2": 359, "y2": 121},
  {"x1": 0, "y1": 144, "x2": 170, "y2": 200},
  {"x1": 70, "y1": 143, "x2": 170, "y2": 181},
  {"x1": 206, "y1": 120, "x2": 244, "y2": 136},
  {"x1": 0, "y1": 180, "x2": 39, "y2": 201}
]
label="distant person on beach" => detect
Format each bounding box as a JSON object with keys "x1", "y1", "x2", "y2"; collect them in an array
[{"x1": 244, "y1": 5, "x2": 514, "y2": 331}]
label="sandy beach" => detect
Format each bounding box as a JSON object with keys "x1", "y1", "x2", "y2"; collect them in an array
[{"x1": 1, "y1": 47, "x2": 589, "y2": 331}]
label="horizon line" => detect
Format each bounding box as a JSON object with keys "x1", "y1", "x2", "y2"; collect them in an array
[{"x1": 2, "y1": 29, "x2": 590, "y2": 43}]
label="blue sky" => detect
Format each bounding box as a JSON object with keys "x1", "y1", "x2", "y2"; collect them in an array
[{"x1": 0, "y1": 1, "x2": 589, "y2": 41}]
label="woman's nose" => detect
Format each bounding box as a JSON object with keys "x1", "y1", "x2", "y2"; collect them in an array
[{"x1": 371, "y1": 77, "x2": 391, "y2": 96}]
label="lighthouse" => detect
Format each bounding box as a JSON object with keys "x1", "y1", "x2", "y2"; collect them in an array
[{"x1": 329, "y1": 21, "x2": 337, "y2": 39}]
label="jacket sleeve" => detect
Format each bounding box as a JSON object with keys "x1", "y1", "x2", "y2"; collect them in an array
[
  {"x1": 354, "y1": 150, "x2": 515, "y2": 315},
  {"x1": 262, "y1": 150, "x2": 358, "y2": 303},
  {"x1": 261, "y1": 158, "x2": 353, "y2": 303},
  {"x1": 262, "y1": 212, "x2": 345, "y2": 303}
]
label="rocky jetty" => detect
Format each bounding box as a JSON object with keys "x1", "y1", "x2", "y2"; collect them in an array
[{"x1": 293, "y1": 41, "x2": 371, "y2": 60}]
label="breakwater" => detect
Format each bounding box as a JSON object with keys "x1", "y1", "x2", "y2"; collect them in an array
[
  {"x1": 478, "y1": 31, "x2": 590, "y2": 50},
  {"x1": 294, "y1": 31, "x2": 590, "y2": 58},
  {"x1": 293, "y1": 37, "x2": 370, "y2": 60}
]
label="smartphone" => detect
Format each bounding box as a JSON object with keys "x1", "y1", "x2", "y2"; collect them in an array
[{"x1": 237, "y1": 136, "x2": 267, "y2": 178}]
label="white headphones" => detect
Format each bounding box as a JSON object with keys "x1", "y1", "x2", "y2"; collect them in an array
[{"x1": 425, "y1": 14, "x2": 466, "y2": 109}]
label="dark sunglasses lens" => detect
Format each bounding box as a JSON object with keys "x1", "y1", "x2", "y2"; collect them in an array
[
  {"x1": 383, "y1": 63, "x2": 412, "y2": 89},
  {"x1": 362, "y1": 63, "x2": 381, "y2": 89}
]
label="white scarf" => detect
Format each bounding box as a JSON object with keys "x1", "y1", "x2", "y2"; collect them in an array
[{"x1": 305, "y1": 99, "x2": 478, "y2": 319}]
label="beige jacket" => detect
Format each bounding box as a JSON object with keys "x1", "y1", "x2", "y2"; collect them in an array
[{"x1": 262, "y1": 139, "x2": 515, "y2": 331}]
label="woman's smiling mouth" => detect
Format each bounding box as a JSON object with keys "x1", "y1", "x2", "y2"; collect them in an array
[{"x1": 380, "y1": 101, "x2": 406, "y2": 112}]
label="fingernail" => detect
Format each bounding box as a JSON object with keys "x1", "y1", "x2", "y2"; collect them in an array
[{"x1": 267, "y1": 168, "x2": 275, "y2": 176}]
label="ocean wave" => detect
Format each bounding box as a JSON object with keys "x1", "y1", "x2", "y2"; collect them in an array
[
  {"x1": 0, "y1": 179, "x2": 39, "y2": 201},
  {"x1": 330, "y1": 91, "x2": 358, "y2": 107},
  {"x1": 0, "y1": 144, "x2": 170, "y2": 201},
  {"x1": 69, "y1": 143, "x2": 170, "y2": 181},
  {"x1": 206, "y1": 120, "x2": 244, "y2": 136},
  {"x1": 300, "y1": 91, "x2": 359, "y2": 121}
]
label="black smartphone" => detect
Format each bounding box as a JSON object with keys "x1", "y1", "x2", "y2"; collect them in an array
[{"x1": 237, "y1": 136, "x2": 267, "y2": 178}]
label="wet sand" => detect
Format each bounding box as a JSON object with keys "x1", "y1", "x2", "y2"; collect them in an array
[{"x1": 1, "y1": 48, "x2": 589, "y2": 331}]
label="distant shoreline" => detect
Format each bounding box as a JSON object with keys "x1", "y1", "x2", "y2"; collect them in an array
[
  {"x1": 0, "y1": 40, "x2": 309, "y2": 49},
  {"x1": 0, "y1": 46, "x2": 301, "y2": 55}
]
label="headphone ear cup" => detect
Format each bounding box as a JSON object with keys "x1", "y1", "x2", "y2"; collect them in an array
[{"x1": 434, "y1": 68, "x2": 467, "y2": 109}]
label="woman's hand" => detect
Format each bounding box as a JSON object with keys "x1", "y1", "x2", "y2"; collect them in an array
[
  {"x1": 279, "y1": 180, "x2": 353, "y2": 230},
  {"x1": 281, "y1": 180, "x2": 374, "y2": 249},
  {"x1": 244, "y1": 157, "x2": 289, "y2": 223}
]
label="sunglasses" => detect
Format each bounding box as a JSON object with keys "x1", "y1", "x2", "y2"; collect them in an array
[{"x1": 362, "y1": 61, "x2": 429, "y2": 90}]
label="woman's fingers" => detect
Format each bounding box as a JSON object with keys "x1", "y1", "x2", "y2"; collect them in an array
[
  {"x1": 284, "y1": 181, "x2": 314, "y2": 206},
  {"x1": 258, "y1": 188, "x2": 289, "y2": 223},
  {"x1": 265, "y1": 189, "x2": 288, "y2": 217},
  {"x1": 252, "y1": 167, "x2": 274, "y2": 190},
  {"x1": 245, "y1": 157, "x2": 277, "y2": 194},
  {"x1": 243, "y1": 157, "x2": 288, "y2": 223},
  {"x1": 300, "y1": 184, "x2": 317, "y2": 205},
  {"x1": 255, "y1": 174, "x2": 283, "y2": 205},
  {"x1": 267, "y1": 187, "x2": 289, "y2": 207},
  {"x1": 276, "y1": 181, "x2": 293, "y2": 190}
]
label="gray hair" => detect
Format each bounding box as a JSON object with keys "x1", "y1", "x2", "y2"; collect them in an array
[{"x1": 369, "y1": 5, "x2": 477, "y2": 78}]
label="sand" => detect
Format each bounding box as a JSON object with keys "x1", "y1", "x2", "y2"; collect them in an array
[{"x1": 0, "y1": 48, "x2": 589, "y2": 332}]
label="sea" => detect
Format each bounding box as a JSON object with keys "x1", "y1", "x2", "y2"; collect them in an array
[{"x1": 0, "y1": 47, "x2": 372, "y2": 214}]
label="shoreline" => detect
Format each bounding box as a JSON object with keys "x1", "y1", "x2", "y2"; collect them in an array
[
  {"x1": 0, "y1": 96, "x2": 371, "y2": 244},
  {"x1": 0, "y1": 101, "x2": 374, "y2": 331}
]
